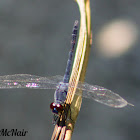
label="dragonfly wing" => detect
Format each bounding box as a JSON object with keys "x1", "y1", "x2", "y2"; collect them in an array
[
  {"x1": 76, "y1": 82, "x2": 128, "y2": 108},
  {"x1": 0, "y1": 74, "x2": 63, "y2": 89}
]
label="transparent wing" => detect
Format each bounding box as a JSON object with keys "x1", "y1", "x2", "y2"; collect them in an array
[
  {"x1": 0, "y1": 74, "x2": 63, "y2": 89},
  {"x1": 75, "y1": 82, "x2": 128, "y2": 108}
]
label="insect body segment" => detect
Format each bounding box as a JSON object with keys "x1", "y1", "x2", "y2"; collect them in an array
[
  {"x1": 50, "y1": 20, "x2": 78, "y2": 116},
  {"x1": 63, "y1": 20, "x2": 78, "y2": 83}
]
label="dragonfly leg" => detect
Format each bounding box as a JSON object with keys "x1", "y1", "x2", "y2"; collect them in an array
[{"x1": 63, "y1": 104, "x2": 75, "y2": 125}]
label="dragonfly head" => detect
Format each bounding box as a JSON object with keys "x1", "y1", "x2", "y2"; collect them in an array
[{"x1": 50, "y1": 102, "x2": 63, "y2": 115}]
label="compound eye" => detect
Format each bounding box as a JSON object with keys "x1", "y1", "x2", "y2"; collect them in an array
[
  {"x1": 50, "y1": 102, "x2": 57, "y2": 110},
  {"x1": 56, "y1": 104, "x2": 63, "y2": 112}
]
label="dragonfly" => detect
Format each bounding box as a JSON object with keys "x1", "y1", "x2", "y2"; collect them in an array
[{"x1": 0, "y1": 21, "x2": 132, "y2": 121}]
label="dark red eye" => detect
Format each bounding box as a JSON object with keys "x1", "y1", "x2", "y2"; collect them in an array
[
  {"x1": 50, "y1": 102, "x2": 57, "y2": 110},
  {"x1": 56, "y1": 104, "x2": 63, "y2": 112},
  {"x1": 50, "y1": 102, "x2": 63, "y2": 114}
]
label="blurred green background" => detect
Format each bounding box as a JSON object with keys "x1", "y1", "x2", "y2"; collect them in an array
[{"x1": 0, "y1": 0, "x2": 139, "y2": 140}]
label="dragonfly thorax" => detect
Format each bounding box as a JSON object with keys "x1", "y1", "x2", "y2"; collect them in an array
[
  {"x1": 51, "y1": 82, "x2": 68, "y2": 115},
  {"x1": 56, "y1": 82, "x2": 69, "y2": 90},
  {"x1": 54, "y1": 82, "x2": 68, "y2": 104}
]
